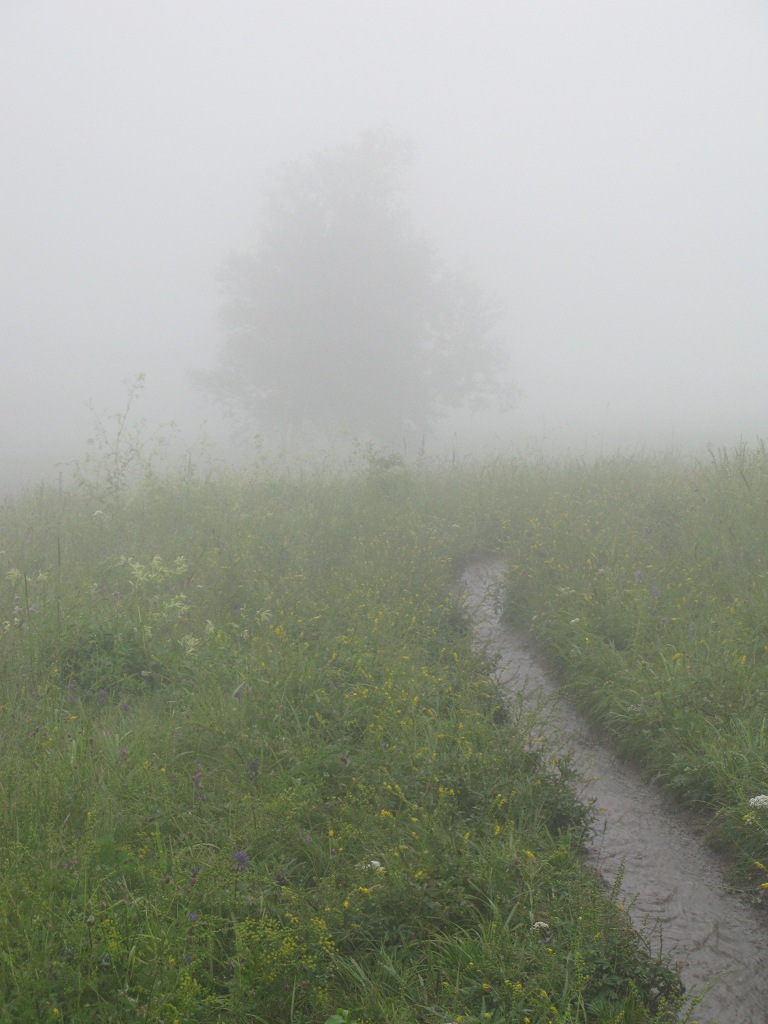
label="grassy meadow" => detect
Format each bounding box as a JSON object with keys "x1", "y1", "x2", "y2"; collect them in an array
[
  {"x1": 1, "y1": 440, "x2": 767, "y2": 1022},
  {"x1": 489, "y1": 446, "x2": 768, "y2": 882}
]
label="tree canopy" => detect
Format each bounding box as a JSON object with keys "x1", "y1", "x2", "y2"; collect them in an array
[{"x1": 202, "y1": 131, "x2": 509, "y2": 447}]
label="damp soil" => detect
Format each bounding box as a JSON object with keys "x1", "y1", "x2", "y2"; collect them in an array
[{"x1": 462, "y1": 561, "x2": 768, "y2": 1024}]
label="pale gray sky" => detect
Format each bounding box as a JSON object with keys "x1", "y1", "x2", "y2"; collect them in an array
[{"x1": 2, "y1": 1, "x2": 766, "y2": 482}]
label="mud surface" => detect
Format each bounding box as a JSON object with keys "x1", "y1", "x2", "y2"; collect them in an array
[{"x1": 462, "y1": 561, "x2": 768, "y2": 1024}]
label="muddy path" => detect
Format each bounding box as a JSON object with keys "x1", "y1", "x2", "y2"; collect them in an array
[{"x1": 462, "y1": 561, "x2": 768, "y2": 1024}]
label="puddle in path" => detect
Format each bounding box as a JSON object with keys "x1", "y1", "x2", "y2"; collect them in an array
[{"x1": 462, "y1": 561, "x2": 768, "y2": 1024}]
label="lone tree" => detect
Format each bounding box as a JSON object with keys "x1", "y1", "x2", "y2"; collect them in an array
[{"x1": 202, "y1": 131, "x2": 509, "y2": 448}]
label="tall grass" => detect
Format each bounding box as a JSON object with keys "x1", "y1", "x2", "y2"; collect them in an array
[
  {"x1": 489, "y1": 445, "x2": 768, "y2": 887},
  {"x1": 0, "y1": 451, "x2": 686, "y2": 1023}
]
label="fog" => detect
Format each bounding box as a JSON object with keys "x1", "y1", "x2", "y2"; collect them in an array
[{"x1": 2, "y1": 1, "x2": 766, "y2": 486}]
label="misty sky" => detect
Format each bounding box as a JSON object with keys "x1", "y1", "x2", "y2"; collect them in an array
[{"x1": 2, "y1": 1, "x2": 767, "y2": 482}]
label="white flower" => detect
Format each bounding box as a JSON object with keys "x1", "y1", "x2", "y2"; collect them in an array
[
  {"x1": 532, "y1": 920, "x2": 550, "y2": 930},
  {"x1": 570, "y1": 618, "x2": 580, "y2": 625},
  {"x1": 749, "y1": 795, "x2": 768, "y2": 809},
  {"x1": 358, "y1": 859, "x2": 385, "y2": 873}
]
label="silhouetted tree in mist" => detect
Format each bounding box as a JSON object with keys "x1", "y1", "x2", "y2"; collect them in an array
[{"x1": 201, "y1": 130, "x2": 510, "y2": 448}]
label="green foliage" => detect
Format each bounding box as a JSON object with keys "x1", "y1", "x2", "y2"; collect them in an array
[
  {"x1": 0, "y1": 449, "x2": 695, "y2": 1022},
  {"x1": 491, "y1": 445, "x2": 768, "y2": 885},
  {"x1": 323, "y1": 1011, "x2": 357, "y2": 1024}
]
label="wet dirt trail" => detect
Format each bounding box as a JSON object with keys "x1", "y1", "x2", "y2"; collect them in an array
[{"x1": 462, "y1": 561, "x2": 768, "y2": 1024}]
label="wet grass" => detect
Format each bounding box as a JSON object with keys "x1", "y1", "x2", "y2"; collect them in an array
[
  {"x1": 481, "y1": 445, "x2": 768, "y2": 890},
  {"x1": 0, "y1": 453, "x2": 688, "y2": 1023}
]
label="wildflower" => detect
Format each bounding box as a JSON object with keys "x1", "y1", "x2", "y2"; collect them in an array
[
  {"x1": 232, "y1": 850, "x2": 251, "y2": 872},
  {"x1": 358, "y1": 859, "x2": 385, "y2": 873},
  {"x1": 749, "y1": 795, "x2": 768, "y2": 809},
  {"x1": 532, "y1": 921, "x2": 550, "y2": 931},
  {"x1": 179, "y1": 634, "x2": 200, "y2": 656}
]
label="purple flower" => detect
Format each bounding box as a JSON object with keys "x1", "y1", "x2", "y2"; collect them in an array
[
  {"x1": 232, "y1": 850, "x2": 251, "y2": 872},
  {"x1": 187, "y1": 911, "x2": 199, "y2": 921}
]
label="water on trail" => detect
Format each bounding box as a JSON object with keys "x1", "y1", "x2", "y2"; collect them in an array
[{"x1": 462, "y1": 561, "x2": 768, "y2": 1024}]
